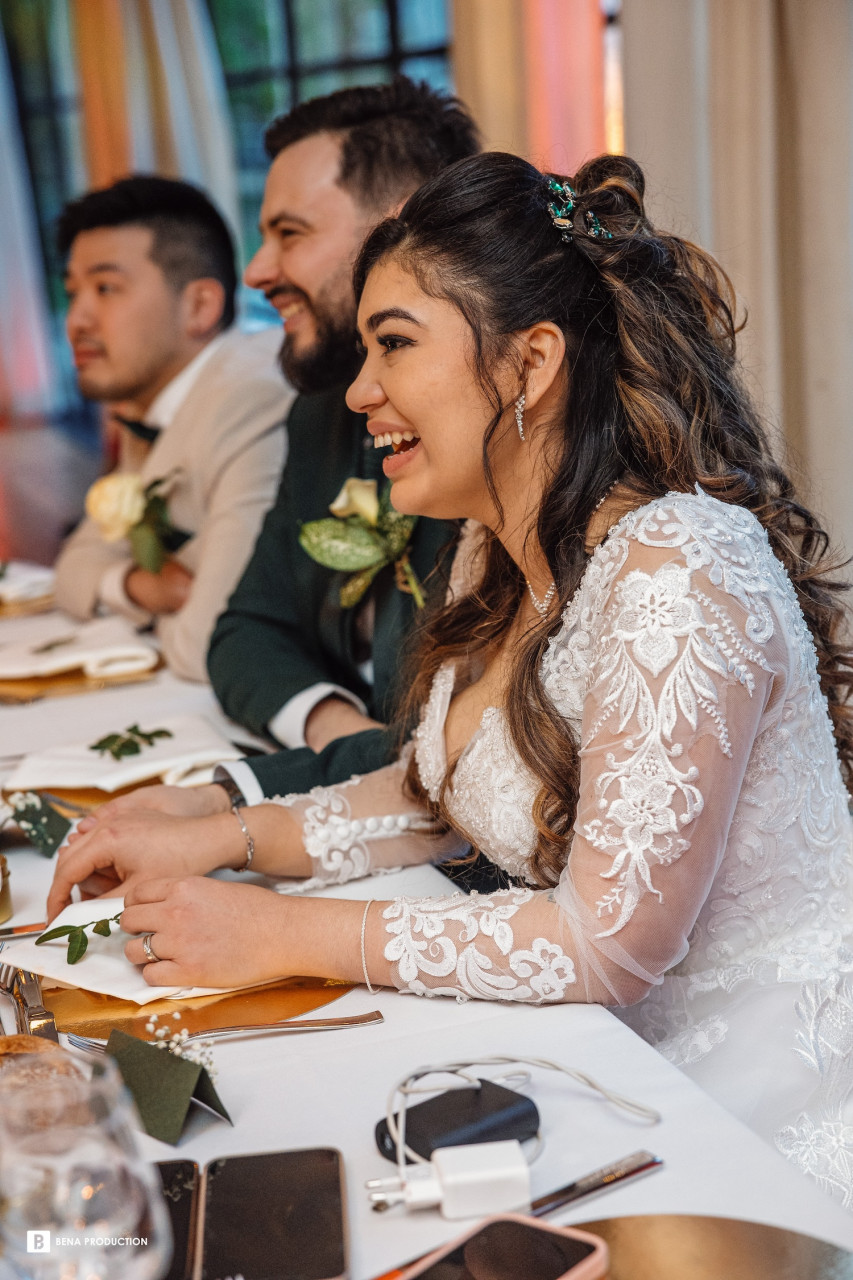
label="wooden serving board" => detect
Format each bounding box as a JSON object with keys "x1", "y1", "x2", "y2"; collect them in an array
[
  {"x1": 43, "y1": 975, "x2": 354, "y2": 1037},
  {"x1": 0, "y1": 661, "x2": 162, "y2": 704}
]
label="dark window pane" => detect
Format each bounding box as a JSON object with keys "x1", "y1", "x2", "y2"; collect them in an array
[
  {"x1": 298, "y1": 61, "x2": 391, "y2": 103},
  {"x1": 398, "y1": 0, "x2": 448, "y2": 50},
  {"x1": 293, "y1": 0, "x2": 389, "y2": 65},
  {"x1": 227, "y1": 79, "x2": 290, "y2": 170},
  {"x1": 400, "y1": 55, "x2": 452, "y2": 93},
  {"x1": 207, "y1": 0, "x2": 289, "y2": 75}
]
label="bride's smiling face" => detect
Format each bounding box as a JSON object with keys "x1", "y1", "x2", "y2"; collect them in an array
[{"x1": 346, "y1": 257, "x2": 516, "y2": 523}]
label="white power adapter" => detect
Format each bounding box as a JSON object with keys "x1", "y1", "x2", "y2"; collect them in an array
[{"x1": 366, "y1": 1139, "x2": 531, "y2": 1219}]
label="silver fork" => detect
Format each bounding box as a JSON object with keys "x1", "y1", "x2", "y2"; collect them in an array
[{"x1": 66, "y1": 1008, "x2": 384, "y2": 1053}]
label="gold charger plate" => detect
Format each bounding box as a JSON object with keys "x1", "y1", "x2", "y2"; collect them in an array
[
  {"x1": 43, "y1": 975, "x2": 354, "y2": 1038},
  {"x1": 0, "y1": 593, "x2": 55, "y2": 619},
  {"x1": 0, "y1": 659, "x2": 162, "y2": 704},
  {"x1": 578, "y1": 1213, "x2": 853, "y2": 1280}
]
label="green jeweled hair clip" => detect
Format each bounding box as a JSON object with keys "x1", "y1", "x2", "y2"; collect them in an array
[{"x1": 546, "y1": 177, "x2": 613, "y2": 243}]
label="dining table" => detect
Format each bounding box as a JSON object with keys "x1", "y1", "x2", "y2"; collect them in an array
[{"x1": 3, "y1": 606, "x2": 853, "y2": 1278}]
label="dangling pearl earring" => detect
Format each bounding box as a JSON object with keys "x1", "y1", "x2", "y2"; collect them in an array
[{"x1": 515, "y1": 392, "x2": 526, "y2": 442}]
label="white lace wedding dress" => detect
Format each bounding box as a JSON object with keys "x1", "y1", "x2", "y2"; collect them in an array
[{"x1": 272, "y1": 489, "x2": 853, "y2": 1208}]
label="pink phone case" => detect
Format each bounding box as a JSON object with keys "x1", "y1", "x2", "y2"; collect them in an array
[{"x1": 398, "y1": 1212, "x2": 609, "y2": 1280}]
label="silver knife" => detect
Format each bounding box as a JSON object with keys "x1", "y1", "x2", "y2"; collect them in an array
[{"x1": 0, "y1": 922, "x2": 47, "y2": 940}]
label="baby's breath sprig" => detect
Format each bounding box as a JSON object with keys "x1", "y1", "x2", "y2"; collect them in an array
[{"x1": 144, "y1": 1012, "x2": 217, "y2": 1080}]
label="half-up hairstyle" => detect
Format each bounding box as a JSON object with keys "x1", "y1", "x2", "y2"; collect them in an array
[{"x1": 354, "y1": 151, "x2": 853, "y2": 886}]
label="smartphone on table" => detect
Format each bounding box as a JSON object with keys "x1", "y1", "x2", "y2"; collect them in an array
[
  {"x1": 201, "y1": 1147, "x2": 348, "y2": 1280},
  {"x1": 156, "y1": 1160, "x2": 200, "y2": 1280},
  {"x1": 397, "y1": 1214, "x2": 607, "y2": 1280}
]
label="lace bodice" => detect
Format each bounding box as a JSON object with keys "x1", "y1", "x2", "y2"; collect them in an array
[{"x1": 271, "y1": 489, "x2": 853, "y2": 1204}]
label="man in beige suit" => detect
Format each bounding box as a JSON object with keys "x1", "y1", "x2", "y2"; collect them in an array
[{"x1": 54, "y1": 176, "x2": 292, "y2": 681}]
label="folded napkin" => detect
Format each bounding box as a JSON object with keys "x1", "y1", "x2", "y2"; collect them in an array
[
  {"x1": 0, "y1": 616, "x2": 157, "y2": 679},
  {"x1": 2, "y1": 898, "x2": 234, "y2": 1004},
  {"x1": 5, "y1": 713, "x2": 242, "y2": 793},
  {"x1": 0, "y1": 561, "x2": 55, "y2": 603}
]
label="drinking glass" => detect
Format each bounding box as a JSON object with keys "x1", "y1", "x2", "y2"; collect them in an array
[{"x1": 0, "y1": 1051, "x2": 171, "y2": 1279}]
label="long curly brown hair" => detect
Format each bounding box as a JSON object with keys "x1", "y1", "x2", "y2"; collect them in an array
[{"x1": 354, "y1": 151, "x2": 853, "y2": 888}]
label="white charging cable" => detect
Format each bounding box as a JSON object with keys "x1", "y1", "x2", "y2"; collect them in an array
[{"x1": 365, "y1": 1054, "x2": 660, "y2": 1216}]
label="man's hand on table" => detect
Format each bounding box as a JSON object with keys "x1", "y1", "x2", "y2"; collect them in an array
[
  {"x1": 46, "y1": 807, "x2": 246, "y2": 922},
  {"x1": 125, "y1": 559, "x2": 192, "y2": 614},
  {"x1": 304, "y1": 695, "x2": 383, "y2": 752}
]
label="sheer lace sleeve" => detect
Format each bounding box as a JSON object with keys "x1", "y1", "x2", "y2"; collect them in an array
[
  {"x1": 380, "y1": 496, "x2": 787, "y2": 1004},
  {"x1": 267, "y1": 751, "x2": 468, "y2": 892}
]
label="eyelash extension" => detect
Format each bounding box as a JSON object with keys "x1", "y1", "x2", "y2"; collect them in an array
[{"x1": 378, "y1": 334, "x2": 411, "y2": 353}]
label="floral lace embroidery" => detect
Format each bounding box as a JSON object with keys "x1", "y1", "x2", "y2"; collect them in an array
[
  {"x1": 579, "y1": 557, "x2": 771, "y2": 935},
  {"x1": 269, "y1": 778, "x2": 428, "y2": 888},
  {"x1": 776, "y1": 974, "x2": 853, "y2": 1208},
  {"x1": 383, "y1": 888, "x2": 576, "y2": 1002}
]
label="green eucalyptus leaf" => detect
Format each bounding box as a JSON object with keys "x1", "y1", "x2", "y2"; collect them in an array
[
  {"x1": 67, "y1": 930, "x2": 89, "y2": 965},
  {"x1": 35, "y1": 924, "x2": 78, "y2": 944},
  {"x1": 299, "y1": 519, "x2": 387, "y2": 572},
  {"x1": 129, "y1": 522, "x2": 166, "y2": 573},
  {"x1": 340, "y1": 564, "x2": 382, "y2": 608},
  {"x1": 92, "y1": 919, "x2": 112, "y2": 937}
]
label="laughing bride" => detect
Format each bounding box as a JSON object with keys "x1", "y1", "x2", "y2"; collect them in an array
[{"x1": 48, "y1": 152, "x2": 853, "y2": 1206}]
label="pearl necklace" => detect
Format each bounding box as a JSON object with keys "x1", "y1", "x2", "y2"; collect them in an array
[
  {"x1": 526, "y1": 579, "x2": 556, "y2": 617},
  {"x1": 526, "y1": 483, "x2": 619, "y2": 619}
]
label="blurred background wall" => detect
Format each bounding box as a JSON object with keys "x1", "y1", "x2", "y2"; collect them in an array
[{"x1": 1, "y1": 0, "x2": 851, "y2": 564}]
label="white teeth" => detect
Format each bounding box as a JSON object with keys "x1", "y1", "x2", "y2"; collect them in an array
[
  {"x1": 372, "y1": 431, "x2": 419, "y2": 449},
  {"x1": 279, "y1": 302, "x2": 303, "y2": 319}
]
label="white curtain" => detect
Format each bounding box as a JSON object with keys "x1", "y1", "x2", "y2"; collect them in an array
[
  {"x1": 0, "y1": 24, "x2": 61, "y2": 419},
  {"x1": 621, "y1": 0, "x2": 853, "y2": 559},
  {"x1": 120, "y1": 0, "x2": 241, "y2": 247}
]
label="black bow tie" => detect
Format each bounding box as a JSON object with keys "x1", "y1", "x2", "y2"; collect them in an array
[{"x1": 113, "y1": 414, "x2": 161, "y2": 444}]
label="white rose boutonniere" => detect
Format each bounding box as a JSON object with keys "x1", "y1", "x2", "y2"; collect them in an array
[
  {"x1": 85, "y1": 474, "x2": 146, "y2": 542},
  {"x1": 85, "y1": 472, "x2": 189, "y2": 572}
]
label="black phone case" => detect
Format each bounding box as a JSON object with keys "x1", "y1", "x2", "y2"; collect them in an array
[
  {"x1": 156, "y1": 1160, "x2": 200, "y2": 1280},
  {"x1": 375, "y1": 1078, "x2": 540, "y2": 1163},
  {"x1": 200, "y1": 1147, "x2": 347, "y2": 1280}
]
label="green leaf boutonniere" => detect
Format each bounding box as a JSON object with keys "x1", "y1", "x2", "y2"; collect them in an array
[
  {"x1": 299, "y1": 479, "x2": 424, "y2": 609},
  {"x1": 85, "y1": 471, "x2": 190, "y2": 573},
  {"x1": 90, "y1": 724, "x2": 174, "y2": 761}
]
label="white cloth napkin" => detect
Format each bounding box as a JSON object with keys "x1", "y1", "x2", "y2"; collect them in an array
[
  {"x1": 2, "y1": 898, "x2": 232, "y2": 1004},
  {"x1": 0, "y1": 561, "x2": 55, "y2": 603},
  {"x1": 5, "y1": 713, "x2": 242, "y2": 792},
  {"x1": 0, "y1": 616, "x2": 157, "y2": 679}
]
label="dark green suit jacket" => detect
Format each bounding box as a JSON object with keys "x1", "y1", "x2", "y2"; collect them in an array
[{"x1": 207, "y1": 385, "x2": 456, "y2": 796}]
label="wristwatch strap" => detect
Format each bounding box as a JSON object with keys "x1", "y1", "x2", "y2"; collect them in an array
[{"x1": 212, "y1": 769, "x2": 247, "y2": 810}]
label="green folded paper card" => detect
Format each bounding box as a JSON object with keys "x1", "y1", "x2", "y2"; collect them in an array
[
  {"x1": 5, "y1": 792, "x2": 72, "y2": 856},
  {"x1": 106, "y1": 1030, "x2": 231, "y2": 1145}
]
